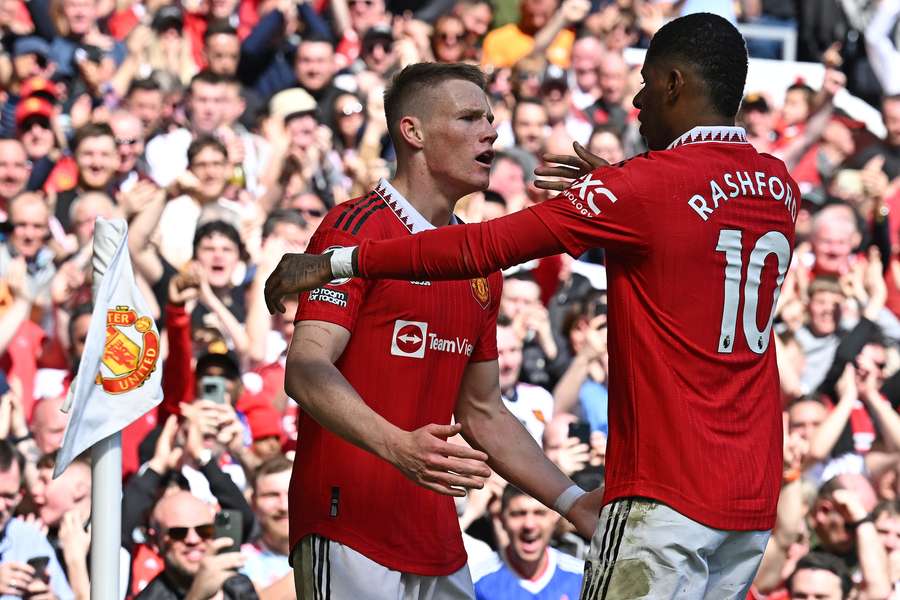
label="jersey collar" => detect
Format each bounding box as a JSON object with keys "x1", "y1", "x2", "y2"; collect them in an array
[
  {"x1": 374, "y1": 178, "x2": 458, "y2": 234},
  {"x1": 666, "y1": 126, "x2": 748, "y2": 150}
]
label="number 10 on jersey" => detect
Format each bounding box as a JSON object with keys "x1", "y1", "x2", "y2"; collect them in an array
[{"x1": 715, "y1": 229, "x2": 791, "y2": 355}]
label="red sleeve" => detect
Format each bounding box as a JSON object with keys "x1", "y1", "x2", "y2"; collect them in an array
[
  {"x1": 161, "y1": 303, "x2": 194, "y2": 420},
  {"x1": 295, "y1": 226, "x2": 372, "y2": 332},
  {"x1": 357, "y1": 161, "x2": 651, "y2": 281},
  {"x1": 357, "y1": 208, "x2": 565, "y2": 281}
]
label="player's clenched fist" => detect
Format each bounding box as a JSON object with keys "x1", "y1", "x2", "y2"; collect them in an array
[
  {"x1": 384, "y1": 423, "x2": 492, "y2": 497},
  {"x1": 264, "y1": 252, "x2": 334, "y2": 314}
]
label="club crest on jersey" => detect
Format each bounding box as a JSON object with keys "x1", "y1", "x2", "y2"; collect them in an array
[
  {"x1": 470, "y1": 277, "x2": 490, "y2": 309},
  {"x1": 323, "y1": 246, "x2": 351, "y2": 286},
  {"x1": 96, "y1": 305, "x2": 160, "y2": 394}
]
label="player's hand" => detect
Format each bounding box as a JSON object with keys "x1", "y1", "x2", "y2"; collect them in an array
[
  {"x1": 264, "y1": 253, "x2": 334, "y2": 314},
  {"x1": 567, "y1": 488, "x2": 602, "y2": 539},
  {"x1": 385, "y1": 423, "x2": 492, "y2": 497},
  {"x1": 534, "y1": 142, "x2": 609, "y2": 192}
]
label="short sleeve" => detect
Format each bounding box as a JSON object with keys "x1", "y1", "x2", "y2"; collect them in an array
[
  {"x1": 469, "y1": 273, "x2": 503, "y2": 363},
  {"x1": 531, "y1": 158, "x2": 652, "y2": 257},
  {"x1": 294, "y1": 226, "x2": 371, "y2": 333}
]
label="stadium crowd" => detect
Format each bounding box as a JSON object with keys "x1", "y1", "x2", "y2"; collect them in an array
[{"x1": 0, "y1": 0, "x2": 899, "y2": 597}]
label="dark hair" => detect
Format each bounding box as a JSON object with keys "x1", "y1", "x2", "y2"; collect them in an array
[
  {"x1": 383, "y1": 62, "x2": 486, "y2": 148},
  {"x1": 299, "y1": 32, "x2": 335, "y2": 48},
  {"x1": 786, "y1": 552, "x2": 851, "y2": 598},
  {"x1": 204, "y1": 19, "x2": 237, "y2": 40},
  {"x1": 644, "y1": 12, "x2": 748, "y2": 118},
  {"x1": 0, "y1": 440, "x2": 24, "y2": 483},
  {"x1": 68, "y1": 303, "x2": 94, "y2": 347},
  {"x1": 262, "y1": 209, "x2": 307, "y2": 240},
  {"x1": 252, "y1": 454, "x2": 292, "y2": 490},
  {"x1": 187, "y1": 135, "x2": 228, "y2": 166},
  {"x1": 500, "y1": 484, "x2": 526, "y2": 512},
  {"x1": 192, "y1": 219, "x2": 246, "y2": 260},
  {"x1": 126, "y1": 77, "x2": 162, "y2": 97},
  {"x1": 873, "y1": 499, "x2": 900, "y2": 521},
  {"x1": 72, "y1": 123, "x2": 115, "y2": 152},
  {"x1": 496, "y1": 313, "x2": 513, "y2": 328},
  {"x1": 277, "y1": 155, "x2": 304, "y2": 188},
  {"x1": 189, "y1": 69, "x2": 224, "y2": 93}
]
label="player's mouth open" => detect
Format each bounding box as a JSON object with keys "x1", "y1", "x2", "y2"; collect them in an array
[{"x1": 475, "y1": 150, "x2": 495, "y2": 167}]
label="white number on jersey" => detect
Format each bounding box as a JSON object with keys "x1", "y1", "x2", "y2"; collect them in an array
[{"x1": 715, "y1": 229, "x2": 791, "y2": 354}]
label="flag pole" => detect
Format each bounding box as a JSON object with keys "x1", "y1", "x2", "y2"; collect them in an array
[{"x1": 89, "y1": 221, "x2": 125, "y2": 600}]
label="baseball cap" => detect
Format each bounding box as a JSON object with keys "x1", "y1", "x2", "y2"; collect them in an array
[
  {"x1": 15, "y1": 97, "x2": 53, "y2": 129},
  {"x1": 362, "y1": 24, "x2": 394, "y2": 52},
  {"x1": 20, "y1": 77, "x2": 60, "y2": 103},
  {"x1": 195, "y1": 350, "x2": 241, "y2": 381},
  {"x1": 741, "y1": 93, "x2": 770, "y2": 113},
  {"x1": 245, "y1": 404, "x2": 283, "y2": 442},
  {"x1": 269, "y1": 88, "x2": 317, "y2": 123},
  {"x1": 540, "y1": 64, "x2": 568, "y2": 93},
  {"x1": 13, "y1": 36, "x2": 51, "y2": 59},
  {"x1": 152, "y1": 5, "x2": 183, "y2": 32}
]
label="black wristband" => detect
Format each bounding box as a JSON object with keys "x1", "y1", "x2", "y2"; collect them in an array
[
  {"x1": 846, "y1": 514, "x2": 875, "y2": 531},
  {"x1": 10, "y1": 432, "x2": 33, "y2": 444}
]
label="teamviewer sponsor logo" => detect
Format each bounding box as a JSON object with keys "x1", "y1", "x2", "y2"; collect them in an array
[{"x1": 391, "y1": 320, "x2": 427, "y2": 358}]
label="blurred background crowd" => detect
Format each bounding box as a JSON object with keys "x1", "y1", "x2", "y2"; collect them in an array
[{"x1": 1, "y1": 0, "x2": 900, "y2": 597}]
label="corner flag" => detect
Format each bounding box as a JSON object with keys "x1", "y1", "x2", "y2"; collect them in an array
[{"x1": 54, "y1": 218, "x2": 163, "y2": 478}]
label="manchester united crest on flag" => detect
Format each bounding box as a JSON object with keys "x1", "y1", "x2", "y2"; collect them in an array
[
  {"x1": 470, "y1": 277, "x2": 490, "y2": 309},
  {"x1": 98, "y1": 306, "x2": 160, "y2": 394}
]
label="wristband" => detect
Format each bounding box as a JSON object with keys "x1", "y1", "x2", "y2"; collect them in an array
[
  {"x1": 846, "y1": 514, "x2": 874, "y2": 531},
  {"x1": 329, "y1": 246, "x2": 357, "y2": 279},
  {"x1": 553, "y1": 484, "x2": 586, "y2": 516}
]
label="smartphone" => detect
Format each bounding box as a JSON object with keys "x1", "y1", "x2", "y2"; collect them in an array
[
  {"x1": 27, "y1": 556, "x2": 49, "y2": 582},
  {"x1": 568, "y1": 421, "x2": 592, "y2": 446},
  {"x1": 214, "y1": 510, "x2": 243, "y2": 554},
  {"x1": 200, "y1": 376, "x2": 227, "y2": 405}
]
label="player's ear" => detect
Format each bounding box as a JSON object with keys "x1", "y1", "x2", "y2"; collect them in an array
[
  {"x1": 666, "y1": 67, "x2": 685, "y2": 104},
  {"x1": 398, "y1": 115, "x2": 425, "y2": 150}
]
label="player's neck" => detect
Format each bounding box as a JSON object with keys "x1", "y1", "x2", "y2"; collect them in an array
[
  {"x1": 670, "y1": 113, "x2": 737, "y2": 144},
  {"x1": 389, "y1": 171, "x2": 456, "y2": 227}
]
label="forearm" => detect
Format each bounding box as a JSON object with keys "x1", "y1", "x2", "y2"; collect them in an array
[
  {"x1": 63, "y1": 550, "x2": 90, "y2": 600},
  {"x1": 245, "y1": 274, "x2": 271, "y2": 367},
  {"x1": 808, "y1": 395, "x2": 855, "y2": 461},
  {"x1": 856, "y1": 522, "x2": 892, "y2": 599},
  {"x1": 755, "y1": 478, "x2": 805, "y2": 592},
  {"x1": 552, "y1": 353, "x2": 591, "y2": 415},
  {"x1": 531, "y1": 12, "x2": 568, "y2": 57},
  {"x1": 459, "y1": 401, "x2": 573, "y2": 513},
  {"x1": 357, "y1": 208, "x2": 564, "y2": 281},
  {"x1": 286, "y1": 356, "x2": 405, "y2": 463},
  {"x1": 0, "y1": 299, "x2": 31, "y2": 356},
  {"x1": 864, "y1": 393, "x2": 900, "y2": 452}
]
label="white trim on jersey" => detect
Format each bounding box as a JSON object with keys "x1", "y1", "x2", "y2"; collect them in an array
[
  {"x1": 375, "y1": 178, "x2": 460, "y2": 235},
  {"x1": 667, "y1": 126, "x2": 749, "y2": 150}
]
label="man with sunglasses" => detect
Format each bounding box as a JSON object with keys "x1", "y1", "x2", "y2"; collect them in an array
[{"x1": 137, "y1": 491, "x2": 257, "y2": 600}]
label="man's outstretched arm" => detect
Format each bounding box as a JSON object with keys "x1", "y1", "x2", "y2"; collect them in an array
[
  {"x1": 455, "y1": 359, "x2": 602, "y2": 538},
  {"x1": 287, "y1": 320, "x2": 492, "y2": 497},
  {"x1": 264, "y1": 209, "x2": 564, "y2": 313}
]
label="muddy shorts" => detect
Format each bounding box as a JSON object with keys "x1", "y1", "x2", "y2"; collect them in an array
[{"x1": 580, "y1": 498, "x2": 771, "y2": 599}]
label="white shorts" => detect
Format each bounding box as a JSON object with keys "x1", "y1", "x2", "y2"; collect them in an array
[
  {"x1": 580, "y1": 498, "x2": 771, "y2": 600},
  {"x1": 291, "y1": 534, "x2": 475, "y2": 600}
]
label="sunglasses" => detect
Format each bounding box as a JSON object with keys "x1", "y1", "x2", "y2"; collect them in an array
[
  {"x1": 339, "y1": 102, "x2": 364, "y2": 117},
  {"x1": 164, "y1": 523, "x2": 216, "y2": 541},
  {"x1": 115, "y1": 137, "x2": 140, "y2": 146},
  {"x1": 436, "y1": 32, "x2": 464, "y2": 43},
  {"x1": 349, "y1": 0, "x2": 374, "y2": 6},
  {"x1": 298, "y1": 208, "x2": 324, "y2": 218}
]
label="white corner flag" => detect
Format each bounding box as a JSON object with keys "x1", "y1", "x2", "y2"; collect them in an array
[{"x1": 54, "y1": 218, "x2": 163, "y2": 478}]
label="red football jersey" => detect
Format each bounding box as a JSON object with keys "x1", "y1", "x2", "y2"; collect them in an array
[
  {"x1": 357, "y1": 126, "x2": 798, "y2": 531},
  {"x1": 288, "y1": 180, "x2": 503, "y2": 575},
  {"x1": 535, "y1": 126, "x2": 797, "y2": 531}
]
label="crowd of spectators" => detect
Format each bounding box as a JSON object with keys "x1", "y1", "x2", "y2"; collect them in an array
[{"x1": 1, "y1": 0, "x2": 900, "y2": 597}]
